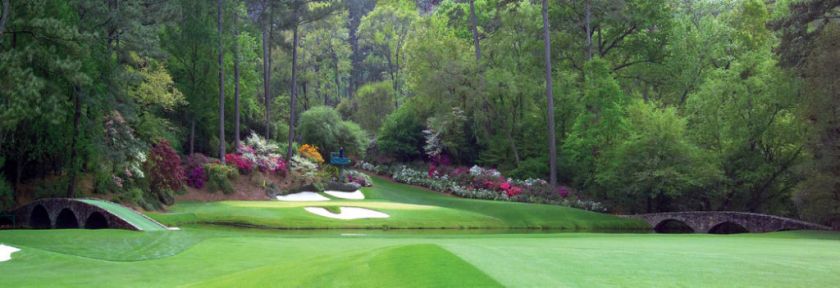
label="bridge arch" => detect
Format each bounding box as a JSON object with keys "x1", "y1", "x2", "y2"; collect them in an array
[
  {"x1": 85, "y1": 212, "x2": 109, "y2": 229},
  {"x1": 29, "y1": 205, "x2": 51, "y2": 229},
  {"x1": 625, "y1": 211, "x2": 830, "y2": 234},
  {"x1": 12, "y1": 198, "x2": 169, "y2": 231},
  {"x1": 55, "y1": 209, "x2": 79, "y2": 229},
  {"x1": 708, "y1": 221, "x2": 748, "y2": 234},
  {"x1": 653, "y1": 219, "x2": 695, "y2": 233}
]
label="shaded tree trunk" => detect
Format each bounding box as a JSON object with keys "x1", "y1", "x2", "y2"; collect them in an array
[
  {"x1": 0, "y1": 0, "x2": 10, "y2": 39},
  {"x1": 287, "y1": 24, "x2": 300, "y2": 159},
  {"x1": 233, "y1": 6, "x2": 241, "y2": 150},
  {"x1": 217, "y1": 0, "x2": 225, "y2": 163},
  {"x1": 585, "y1": 0, "x2": 592, "y2": 60},
  {"x1": 469, "y1": 0, "x2": 481, "y2": 61},
  {"x1": 66, "y1": 87, "x2": 83, "y2": 198},
  {"x1": 189, "y1": 119, "x2": 195, "y2": 155},
  {"x1": 262, "y1": 3, "x2": 272, "y2": 140},
  {"x1": 542, "y1": 0, "x2": 558, "y2": 188}
]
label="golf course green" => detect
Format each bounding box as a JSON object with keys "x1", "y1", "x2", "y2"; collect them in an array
[
  {"x1": 1, "y1": 177, "x2": 838, "y2": 287},
  {"x1": 148, "y1": 176, "x2": 647, "y2": 231}
]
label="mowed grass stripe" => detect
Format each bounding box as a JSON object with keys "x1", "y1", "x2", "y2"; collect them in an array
[{"x1": 186, "y1": 244, "x2": 502, "y2": 288}]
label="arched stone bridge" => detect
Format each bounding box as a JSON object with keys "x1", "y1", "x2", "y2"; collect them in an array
[
  {"x1": 625, "y1": 211, "x2": 830, "y2": 234},
  {"x1": 12, "y1": 198, "x2": 169, "y2": 231}
]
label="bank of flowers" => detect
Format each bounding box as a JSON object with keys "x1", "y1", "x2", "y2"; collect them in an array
[{"x1": 357, "y1": 161, "x2": 606, "y2": 212}]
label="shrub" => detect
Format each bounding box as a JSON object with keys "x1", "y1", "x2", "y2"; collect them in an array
[
  {"x1": 298, "y1": 144, "x2": 325, "y2": 164},
  {"x1": 377, "y1": 104, "x2": 425, "y2": 161},
  {"x1": 186, "y1": 167, "x2": 207, "y2": 189},
  {"x1": 205, "y1": 163, "x2": 237, "y2": 194},
  {"x1": 290, "y1": 155, "x2": 322, "y2": 188},
  {"x1": 0, "y1": 176, "x2": 13, "y2": 212},
  {"x1": 298, "y1": 106, "x2": 369, "y2": 158},
  {"x1": 345, "y1": 169, "x2": 373, "y2": 187},
  {"x1": 147, "y1": 140, "x2": 185, "y2": 193},
  {"x1": 225, "y1": 153, "x2": 254, "y2": 173},
  {"x1": 240, "y1": 133, "x2": 287, "y2": 174}
]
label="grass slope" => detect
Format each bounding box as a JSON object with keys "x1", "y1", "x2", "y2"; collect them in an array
[
  {"x1": 149, "y1": 176, "x2": 646, "y2": 231},
  {"x1": 79, "y1": 199, "x2": 168, "y2": 231},
  {"x1": 1, "y1": 229, "x2": 839, "y2": 287}
]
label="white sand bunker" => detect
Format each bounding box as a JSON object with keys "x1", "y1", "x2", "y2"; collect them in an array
[
  {"x1": 0, "y1": 244, "x2": 20, "y2": 262},
  {"x1": 304, "y1": 207, "x2": 390, "y2": 220},
  {"x1": 276, "y1": 192, "x2": 330, "y2": 201},
  {"x1": 324, "y1": 190, "x2": 365, "y2": 200}
]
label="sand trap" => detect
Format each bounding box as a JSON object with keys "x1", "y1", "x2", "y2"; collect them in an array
[
  {"x1": 324, "y1": 190, "x2": 365, "y2": 200},
  {"x1": 276, "y1": 192, "x2": 330, "y2": 201},
  {"x1": 167, "y1": 227, "x2": 181, "y2": 231},
  {"x1": 304, "y1": 207, "x2": 390, "y2": 220},
  {"x1": 0, "y1": 244, "x2": 20, "y2": 262}
]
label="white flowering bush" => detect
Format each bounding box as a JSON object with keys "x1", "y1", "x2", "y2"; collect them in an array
[
  {"x1": 238, "y1": 132, "x2": 287, "y2": 174},
  {"x1": 291, "y1": 155, "x2": 319, "y2": 184},
  {"x1": 359, "y1": 162, "x2": 608, "y2": 212}
]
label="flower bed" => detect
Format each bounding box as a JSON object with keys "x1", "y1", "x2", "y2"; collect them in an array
[{"x1": 357, "y1": 161, "x2": 606, "y2": 212}]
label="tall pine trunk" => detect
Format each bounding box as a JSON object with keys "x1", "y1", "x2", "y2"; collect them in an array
[
  {"x1": 469, "y1": 0, "x2": 481, "y2": 61},
  {"x1": 233, "y1": 7, "x2": 241, "y2": 150},
  {"x1": 542, "y1": 0, "x2": 557, "y2": 188},
  {"x1": 217, "y1": 0, "x2": 226, "y2": 163},
  {"x1": 287, "y1": 24, "x2": 300, "y2": 160},
  {"x1": 585, "y1": 0, "x2": 592, "y2": 60},
  {"x1": 66, "y1": 87, "x2": 83, "y2": 198},
  {"x1": 262, "y1": 3, "x2": 272, "y2": 140}
]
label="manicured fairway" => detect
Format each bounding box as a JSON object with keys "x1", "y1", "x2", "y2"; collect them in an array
[
  {"x1": 149, "y1": 176, "x2": 646, "y2": 231},
  {"x1": 1, "y1": 228, "x2": 839, "y2": 287}
]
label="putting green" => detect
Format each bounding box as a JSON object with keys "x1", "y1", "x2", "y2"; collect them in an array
[{"x1": 149, "y1": 176, "x2": 647, "y2": 231}]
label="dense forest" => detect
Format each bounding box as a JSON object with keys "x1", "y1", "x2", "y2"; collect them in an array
[{"x1": 0, "y1": 0, "x2": 838, "y2": 225}]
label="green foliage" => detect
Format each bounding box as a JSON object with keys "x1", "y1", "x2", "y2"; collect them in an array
[
  {"x1": 377, "y1": 101, "x2": 426, "y2": 161},
  {"x1": 298, "y1": 106, "x2": 369, "y2": 158},
  {"x1": 205, "y1": 163, "x2": 237, "y2": 194},
  {"x1": 562, "y1": 59, "x2": 627, "y2": 189},
  {"x1": 0, "y1": 177, "x2": 12, "y2": 212},
  {"x1": 595, "y1": 101, "x2": 721, "y2": 213},
  {"x1": 348, "y1": 81, "x2": 395, "y2": 132}
]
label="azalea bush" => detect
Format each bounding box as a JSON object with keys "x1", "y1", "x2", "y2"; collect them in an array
[
  {"x1": 298, "y1": 144, "x2": 325, "y2": 164},
  {"x1": 290, "y1": 155, "x2": 322, "y2": 188},
  {"x1": 358, "y1": 161, "x2": 606, "y2": 212},
  {"x1": 345, "y1": 169, "x2": 373, "y2": 187},
  {"x1": 239, "y1": 133, "x2": 287, "y2": 175},
  {"x1": 186, "y1": 166, "x2": 207, "y2": 189},
  {"x1": 147, "y1": 140, "x2": 185, "y2": 194},
  {"x1": 225, "y1": 153, "x2": 254, "y2": 173}
]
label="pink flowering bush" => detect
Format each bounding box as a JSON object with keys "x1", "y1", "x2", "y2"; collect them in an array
[
  {"x1": 238, "y1": 133, "x2": 286, "y2": 175},
  {"x1": 226, "y1": 153, "x2": 254, "y2": 173}
]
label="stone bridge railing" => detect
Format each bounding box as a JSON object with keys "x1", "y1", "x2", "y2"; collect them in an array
[{"x1": 625, "y1": 211, "x2": 830, "y2": 233}]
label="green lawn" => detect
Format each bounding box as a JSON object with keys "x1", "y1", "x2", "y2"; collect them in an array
[
  {"x1": 2, "y1": 178, "x2": 838, "y2": 287},
  {"x1": 149, "y1": 176, "x2": 646, "y2": 231},
  {"x1": 1, "y1": 228, "x2": 839, "y2": 287}
]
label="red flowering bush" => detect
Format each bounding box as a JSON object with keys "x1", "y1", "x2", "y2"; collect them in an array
[
  {"x1": 556, "y1": 186, "x2": 571, "y2": 198},
  {"x1": 225, "y1": 153, "x2": 254, "y2": 173},
  {"x1": 147, "y1": 140, "x2": 186, "y2": 192},
  {"x1": 506, "y1": 186, "x2": 523, "y2": 197}
]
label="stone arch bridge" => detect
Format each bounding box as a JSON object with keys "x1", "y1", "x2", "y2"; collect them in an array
[
  {"x1": 626, "y1": 211, "x2": 830, "y2": 234},
  {"x1": 11, "y1": 198, "x2": 169, "y2": 231}
]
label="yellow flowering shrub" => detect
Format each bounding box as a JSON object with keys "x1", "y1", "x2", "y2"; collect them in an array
[{"x1": 298, "y1": 144, "x2": 325, "y2": 164}]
